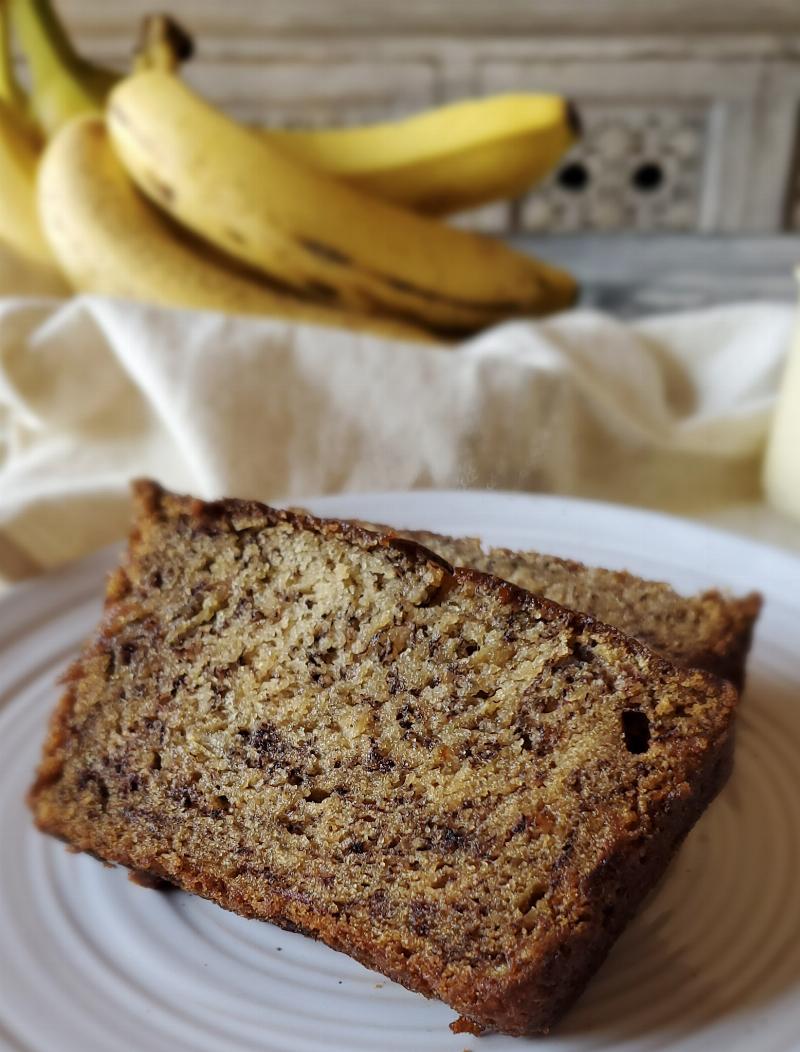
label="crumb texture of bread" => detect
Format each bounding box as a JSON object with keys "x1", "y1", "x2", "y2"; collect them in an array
[
  {"x1": 385, "y1": 529, "x2": 760, "y2": 688},
  {"x1": 30, "y1": 482, "x2": 738, "y2": 1035}
]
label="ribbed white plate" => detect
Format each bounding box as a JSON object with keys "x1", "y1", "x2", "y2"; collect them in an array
[{"x1": 1, "y1": 491, "x2": 799, "y2": 1052}]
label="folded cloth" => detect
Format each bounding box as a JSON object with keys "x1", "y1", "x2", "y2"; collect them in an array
[{"x1": 0, "y1": 276, "x2": 793, "y2": 583}]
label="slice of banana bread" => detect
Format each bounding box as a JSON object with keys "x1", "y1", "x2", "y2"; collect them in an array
[
  {"x1": 30, "y1": 482, "x2": 737, "y2": 1036},
  {"x1": 357, "y1": 526, "x2": 760, "y2": 688}
]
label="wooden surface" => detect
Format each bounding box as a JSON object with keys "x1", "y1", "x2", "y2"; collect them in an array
[{"x1": 519, "y1": 234, "x2": 800, "y2": 315}]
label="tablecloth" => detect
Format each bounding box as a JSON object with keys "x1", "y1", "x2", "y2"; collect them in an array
[{"x1": 0, "y1": 259, "x2": 795, "y2": 584}]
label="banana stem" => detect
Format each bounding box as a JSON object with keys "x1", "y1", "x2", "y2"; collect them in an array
[
  {"x1": 133, "y1": 14, "x2": 194, "y2": 74},
  {"x1": 0, "y1": 1, "x2": 26, "y2": 107},
  {"x1": 10, "y1": 0, "x2": 116, "y2": 136},
  {"x1": 12, "y1": 0, "x2": 84, "y2": 77}
]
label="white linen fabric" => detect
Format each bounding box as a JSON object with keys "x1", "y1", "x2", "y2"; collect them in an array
[{"x1": 0, "y1": 266, "x2": 793, "y2": 583}]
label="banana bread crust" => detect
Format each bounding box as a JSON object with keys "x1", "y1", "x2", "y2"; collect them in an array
[
  {"x1": 360, "y1": 526, "x2": 761, "y2": 689},
  {"x1": 30, "y1": 482, "x2": 738, "y2": 1035}
]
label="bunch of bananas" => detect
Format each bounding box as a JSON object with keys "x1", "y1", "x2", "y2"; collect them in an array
[{"x1": 0, "y1": 0, "x2": 580, "y2": 342}]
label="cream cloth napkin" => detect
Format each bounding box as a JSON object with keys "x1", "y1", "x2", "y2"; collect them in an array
[{"x1": 0, "y1": 270, "x2": 793, "y2": 584}]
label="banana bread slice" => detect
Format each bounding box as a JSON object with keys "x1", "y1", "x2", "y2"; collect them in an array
[
  {"x1": 355, "y1": 526, "x2": 760, "y2": 688},
  {"x1": 30, "y1": 481, "x2": 737, "y2": 1036}
]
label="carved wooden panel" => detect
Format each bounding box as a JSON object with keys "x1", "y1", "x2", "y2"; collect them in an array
[{"x1": 519, "y1": 104, "x2": 708, "y2": 233}]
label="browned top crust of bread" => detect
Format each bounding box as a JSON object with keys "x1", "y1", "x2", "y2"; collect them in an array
[
  {"x1": 30, "y1": 481, "x2": 738, "y2": 1036},
  {"x1": 351, "y1": 526, "x2": 760, "y2": 689}
]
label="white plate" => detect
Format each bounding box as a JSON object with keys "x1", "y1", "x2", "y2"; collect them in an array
[{"x1": 1, "y1": 490, "x2": 799, "y2": 1052}]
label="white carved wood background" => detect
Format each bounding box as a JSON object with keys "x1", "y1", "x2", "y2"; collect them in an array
[{"x1": 50, "y1": 1, "x2": 800, "y2": 233}]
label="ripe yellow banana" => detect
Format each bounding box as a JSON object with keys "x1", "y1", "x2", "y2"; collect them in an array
[
  {"x1": 0, "y1": 1, "x2": 64, "y2": 285},
  {"x1": 267, "y1": 95, "x2": 577, "y2": 216},
  {"x1": 1, "y1": 0, "x2": 26, "y2": 112},
  {"x1": 10, "y1": 0, "x2": 116, "y2": 136},
  {"x1": 107, "y1": 71, "x2": 577, "y2": 333},
  {"x1": 0, "y1": 98, "x2": 53, "y2": 265},
  {"x1": 37, "y1": 115, "x2": 430, "y2": 341},
  {"x1": 14, "y1": 0, "x2": 570, "y2": 219}
]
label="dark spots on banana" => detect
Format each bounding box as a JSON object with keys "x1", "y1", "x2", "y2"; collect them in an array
[
  {"x1": 297, "y1": 238, "x2": 550, "y2": 318},
  {"x1": 383, "y1": 272, "x2": 520, "y2": 313},
  {"x1": 299, "y1": 238, "x2": 351, "y2": 266},
  {"x1": 304, "y1": 280, "x2": 340, "y2": 301},
  {"x1": 386, "y1": 276, "x2": 416, "y2": 294}
]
